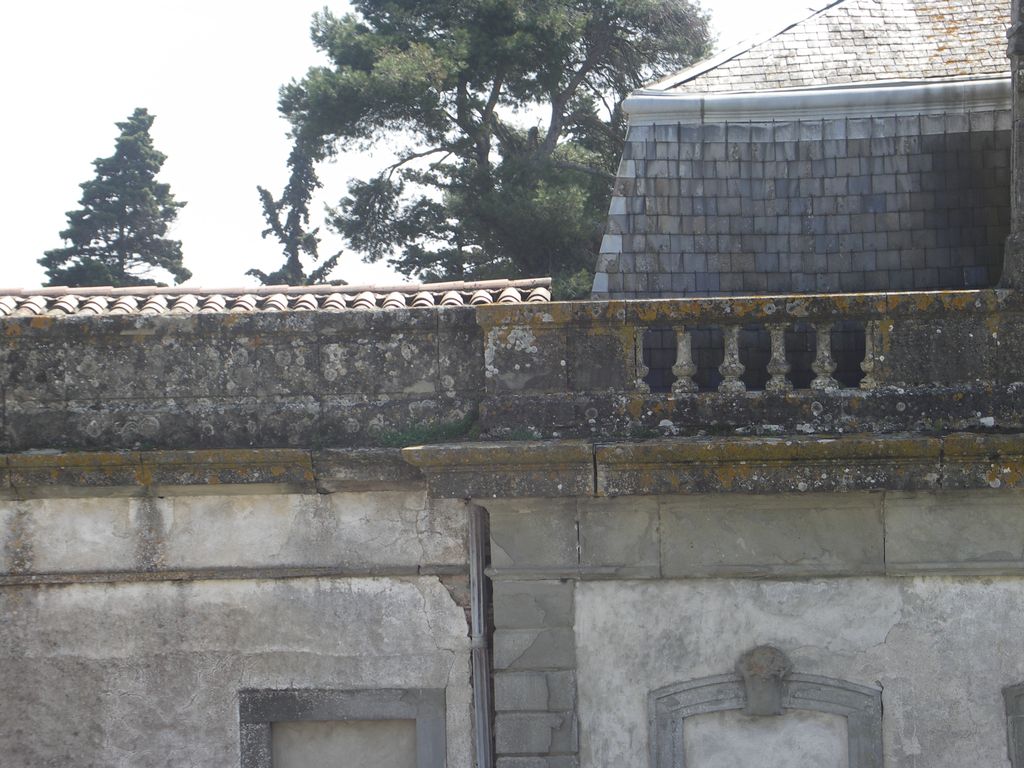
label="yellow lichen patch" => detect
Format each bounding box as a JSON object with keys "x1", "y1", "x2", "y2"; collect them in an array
[
  {"x1": 478, "y1": 303, "x2": 574, "y2": 329},
  {"x1": 146, "y1": 448, "x2": 312, "y2": 467},
  {"x1": 4, "y1": 324, "x2": 22, "y2": 337},
  {"x1": 624, "y1": 396, "x2": 646, "y2": 419},
  {"x1": 712, "y1": 461, "x2": 755, "y2": 488},
  {"x1": 7, "y1": 451, "x2": 138, "y2": 471},
  {"x1": 633, "y1": 304, "x2": 662, "y2": 324},
  {"x1": 944, "y1": 292, "x2": 983, "y2": 311},
  {"x1": 985, "y1": 462, "x2": 1024, "y2": 488},
  {"x1": 944, "y1": 433, "x2": 1024, "y2": 458}
]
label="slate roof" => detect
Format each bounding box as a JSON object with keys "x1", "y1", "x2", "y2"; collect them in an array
[
  {"x1": 659, "y1": 0, "x2": 1009, "y2": 93},
  {"x1": 0, "y1": 278, "x2": 552, "y2": 317}
]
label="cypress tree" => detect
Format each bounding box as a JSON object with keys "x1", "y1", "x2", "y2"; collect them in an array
[{"x1": 40, "y1": 108, "x2": 190, "y2": 287}]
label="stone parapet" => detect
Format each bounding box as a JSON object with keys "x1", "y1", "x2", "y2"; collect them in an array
[
  {"x1": 1, "y1": 289, "x2": 1023, "y2": 449},
  {"x1": 0, "y1": 305, "x2": 482, "y2": 451}
]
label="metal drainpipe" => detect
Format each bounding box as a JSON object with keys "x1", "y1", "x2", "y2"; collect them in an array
[{"x1": 468, "y1": 503, "x2": 495, "y2": 768}]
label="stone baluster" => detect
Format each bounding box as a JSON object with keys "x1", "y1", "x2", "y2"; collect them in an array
[
  {"x1": 671, "y1": 325, "x2": 698, "y2": 395},
  {"x1": 718, "y1": 324, "x2": 746, "y2": 393},
  {"x1": 810, "y1": 322, "x2": 840, "y2": 391},
  {"x1": 634, "y1": 326, "x2": 651, "y2": 393},
  {"x1": 765, "y1": 324, "x2": 793, "y2": 393},
  {"x1": 860, "y1": 320, "x2": 881, "y2": 390}
]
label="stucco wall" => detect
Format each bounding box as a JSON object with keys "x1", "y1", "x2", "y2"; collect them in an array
[
  {"x1": 0, "y1": 576, "x2": 470, "y2": 767},
  {"x1": 575, "y1": 577, "x2": 1024, "y2": 767},
  {"x1": 0, "y1": 491, "x2": 466, "y2": 576},
  {"x1": 594, "y1": 111, "x2": 1011, "y2": 298},
  {"x1": 0, "y1": 490, "x2": 472, "y2": 768},
  {"x1": 486, "y1": 489, "x2": 1024, "y2": 767}
]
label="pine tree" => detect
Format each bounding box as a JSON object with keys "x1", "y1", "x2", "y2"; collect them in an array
[
  {"x1": 40, "y1": 108, "x2": 190, "y2": 287},
  {"x1": 281, "y1": 0, "x2": 710, "y2": 297},
  {"x1": 249, "y1": 141, "x2": 343, "y2": 285}
]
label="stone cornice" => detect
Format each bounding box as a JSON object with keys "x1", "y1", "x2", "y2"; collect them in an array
[
  {"x1": 624, "y1": 77, "x2": 1011, "y2": 123},
  {"x1": 404, "y1": 433, "x2": 1024, "y2": 498},
  {"x1": 1, "y1": 432, "x2": 1022, "y2": 499},
  {"x1": 0, "y1": 448, "x2": 423, "y2": 498}
]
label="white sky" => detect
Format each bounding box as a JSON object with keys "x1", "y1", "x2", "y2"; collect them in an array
[{"x1": 0, "y1": 0, "x2": 817, "y2": 290}]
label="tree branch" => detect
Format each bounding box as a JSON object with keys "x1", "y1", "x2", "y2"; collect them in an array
[
  {"x1": 541, "y1": 30, "x2": 614, "y2": 157},
  {"x1": 383, "y1": 146, "x2": 453, "y2": 180}
]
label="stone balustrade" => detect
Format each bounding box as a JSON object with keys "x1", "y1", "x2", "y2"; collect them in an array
[{"x1": 477, "y1": 288, "x2": 1024, "y2": 440}]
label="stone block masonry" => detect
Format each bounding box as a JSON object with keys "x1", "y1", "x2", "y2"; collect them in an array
[
  {"x1": 482, "y1": 490, "x2": 1024, "y2": 768},
  {"x1": 595, "y1": 111, "x2": 1011, "y2": 299}
]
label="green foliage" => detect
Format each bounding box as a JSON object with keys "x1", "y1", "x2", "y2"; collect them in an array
[
  {"x1": 281, "y1": 0, "x2": 710, "y2": 289},
  {"x1": 40, "y1": 108, "x2": 189, "y2": 287},
  {"x1": 250, "y1": 142, "x2": 344, "y2": 285},
  {"x1": 375, "y1": 410, "x2": 480, "y2": 447}
]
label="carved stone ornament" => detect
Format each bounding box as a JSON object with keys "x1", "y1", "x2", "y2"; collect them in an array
[{"x1": 736, "y1": 645, "x2": 793, "y2": 716}]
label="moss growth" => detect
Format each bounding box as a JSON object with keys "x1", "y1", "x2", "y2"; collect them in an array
[{"x1": 376, "y1": 410, "x2": 480, "y2": 448}]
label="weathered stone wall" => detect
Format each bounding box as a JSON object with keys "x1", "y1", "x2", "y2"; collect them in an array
[
  {"x1": 0, "y1": 306, "x2": 481, "y2": 451},
  {"x1": 0, "y1": 485, "x2": 472, "y2": 767},
  {"x1": 594, "y1": 111, "x2": 1011, "y2": 299},
  {"x1": 3, "y1": 290, "x2": 1024, "y2": 451},
  {"x1": 483, "y1": 490, "x2": 1024, "y2": 767}
]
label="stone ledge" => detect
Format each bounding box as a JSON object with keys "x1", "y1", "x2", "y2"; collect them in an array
[
  {"x1": 403, "y1": 441, "x2": 594, "y2": 498},
  {"x1": 5, "y1": 433, "x2": 1022, "y2": 499},
  {"x1": 0, "y1": 448, "x2": 423, "y2": 498},
  {"x1": 596, "y1": 434, "x2": 945, "y2": 496},
  {"x1": 402, "y1": 432, "x2": 1024, "y2": 498},
  {"x1": 0, "y1": 564, "x2": 466, "y2": 587}
]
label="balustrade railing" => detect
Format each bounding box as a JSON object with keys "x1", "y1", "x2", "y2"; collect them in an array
[
  {"x1": 640, "y1": 318, "x2": 872, "y2": 395},
  {"x1": 477, "y1": 288, "x2": 1021, "y2": 401}
]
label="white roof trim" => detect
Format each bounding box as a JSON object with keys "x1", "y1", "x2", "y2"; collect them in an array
[
  {"x1": 647, "y1": 0, "x2": 846, "y2": 92},
  {"x1": 624, "y1": 77, "x2": 1011, "y2": 123}
]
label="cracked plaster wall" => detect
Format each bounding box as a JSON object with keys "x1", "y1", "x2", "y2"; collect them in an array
[
  {"x1": 0, "y1": 491, "x2": 472, "y2": 767},
  {"x1": 576, "y1": 577, "x2": 1024, "y2": 767},
  {"x1": 0, "y1": 491, "x2": 467, "y2": 576}
]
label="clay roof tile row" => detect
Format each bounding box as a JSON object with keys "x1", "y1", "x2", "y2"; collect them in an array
[{"x1": 0, "y1": 278, "x2": 552, "y2": 318}]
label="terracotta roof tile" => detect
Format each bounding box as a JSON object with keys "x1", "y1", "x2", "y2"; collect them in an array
[
  {"x1": 660, "y1": 0, "x2": 1009, "y2": 93},
  {"x1": 0, "y1": 278, "x2": 553, "y2": 318}
]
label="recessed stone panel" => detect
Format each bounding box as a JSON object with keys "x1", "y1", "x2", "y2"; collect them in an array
[{"x1": 660, "y1": 493, "x2": 884, "y2": 577}]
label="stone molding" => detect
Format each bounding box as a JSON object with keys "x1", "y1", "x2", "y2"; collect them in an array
[
  {"x1": 406, "y1": 433, "x2": 1024, "y2": 498},
  {"x1": 403, "y1": 441, "x2": 594, "y2": 499},
  {"x1": 624, "y1": 77, "x2": 1010, "y2": 123},
  {"x1": 0, "y1": 447, "x2": 422, "y2": 498},
  {"x1": 648, "y1": 663, "x2": 882, "y2": 768},
  {"x1": 239, "y1": 688, "x2": 446, "y2": 768},
  {"x1": 2, "y1": 431, "x2": 1022, "y2": 500}
]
